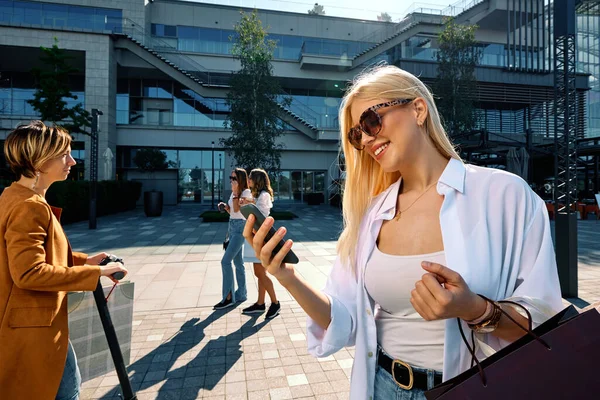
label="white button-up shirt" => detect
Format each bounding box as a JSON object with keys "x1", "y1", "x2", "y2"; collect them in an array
[{"x1": 306, "y1": 158, "x2": 563, "y2": 400}]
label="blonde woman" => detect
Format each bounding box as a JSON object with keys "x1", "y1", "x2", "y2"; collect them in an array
[
  {"x1": 240, "y1": 169, "x2": 280, "y2": 319},
  {"x1": 244, "y1": 66, "x2": 562, "y2": 399},
  {"x1": 0, "y1": 121, "x2": 127, "y2": 400}
]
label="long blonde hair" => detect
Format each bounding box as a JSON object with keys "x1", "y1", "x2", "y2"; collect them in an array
[{"x1": 337, "y1": 65, "x2": 461, "y2": 272}]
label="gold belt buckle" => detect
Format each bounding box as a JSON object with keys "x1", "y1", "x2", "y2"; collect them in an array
[{"x1": 391, "y1": 359, "x2": 414, "y2": 390}]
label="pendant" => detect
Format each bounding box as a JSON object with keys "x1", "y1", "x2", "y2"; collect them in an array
[{"x1": 395, "y1": 211, "x2": 401, "y2": 221}]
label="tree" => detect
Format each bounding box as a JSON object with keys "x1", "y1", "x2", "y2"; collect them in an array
[
  {"x1": 222, "y1": 10, "x2": 288, "y2": 172},
  {"x1": 28, "y1": 38, "x2": 90, "y2": 135},
  {"x1": 308, "y1": 3, "x2": 325, "y2": 15},
  {"x1": 434, "y1": 18, "x2": 481, "y2": 137},
  {"x1": 132, "y1": 148, "x2": 173, "y2": 172},
  {"x1": 377, "y1": 12, "x2": 393, "y2": 22}
]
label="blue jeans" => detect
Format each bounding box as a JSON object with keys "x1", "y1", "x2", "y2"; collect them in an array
[
  {"x1": 373, "y1": 352, "x2": 440, "y2": 400},
  {"x1": 220, "y1": 219, "x2": 247, "y2": 302},
  {"x1": 56, "y1": 341, "x2": 81, "y2": 400}
]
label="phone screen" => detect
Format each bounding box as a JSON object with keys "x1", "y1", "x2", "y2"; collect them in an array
[{"x1": 240, "y1": 204, "x2": 299, "y2": 264}]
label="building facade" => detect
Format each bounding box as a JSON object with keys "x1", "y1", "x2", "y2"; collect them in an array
[{"x1": 1, "y1": 0, "x2": 598, "y2": 204}]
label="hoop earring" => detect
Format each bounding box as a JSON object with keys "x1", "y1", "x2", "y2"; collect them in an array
[{"x1": 32, "y1": 172, "x2": 40, "y2": 190}]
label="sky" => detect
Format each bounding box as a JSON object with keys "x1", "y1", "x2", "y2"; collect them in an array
[{"x1": 184, "y1": 0, "x2": 459, "y2": 22}]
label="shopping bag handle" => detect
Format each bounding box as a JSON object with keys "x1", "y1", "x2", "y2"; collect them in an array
[{"x1": 457, "y1": 295, "x2": 551, "y2": 387}]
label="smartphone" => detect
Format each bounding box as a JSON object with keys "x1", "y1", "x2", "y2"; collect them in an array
[{"x1": 240, "y1": 204, "x2": 299, "y2": 264}]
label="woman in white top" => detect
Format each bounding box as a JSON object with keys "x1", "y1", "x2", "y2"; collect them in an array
[
  {"x1": 214, "y1": 168, "x2": 252, "y2": 310},
  {"x1": 243, "y1": 65, "x2": 562, "y2": 399},
  {"x1": 239, "y1": 169, "x2": 281, "y2": 320}
]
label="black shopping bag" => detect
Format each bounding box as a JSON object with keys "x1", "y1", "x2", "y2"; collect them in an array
[{"x1": 425, "y1": 305, "x2": 600, "y2": 399}]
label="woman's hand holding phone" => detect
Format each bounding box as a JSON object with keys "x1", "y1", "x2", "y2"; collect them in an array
[
  {"x1": 243, "y1": 214, "x2": 296, "y2": 285},
  {"x1": 238, "y1": 197, "x2": 254, "y2": 206}
]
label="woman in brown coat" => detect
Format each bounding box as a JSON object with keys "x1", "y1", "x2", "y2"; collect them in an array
[{"x1": 0, "y1": 121, "x2": 128, "y2": 400}]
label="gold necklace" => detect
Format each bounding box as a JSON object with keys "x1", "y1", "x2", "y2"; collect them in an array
[{"x1": 395, "y1": 181, "x2": 438, "y2": 221}]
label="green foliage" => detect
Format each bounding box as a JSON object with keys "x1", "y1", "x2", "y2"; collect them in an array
[
  {"x1": 43, "y1": 180, "x2": 142, "y2": 225},
  {"x1": 199, "y1": 209, "x2": 297, "y2": 222},
  {"x1": 434, "y1": 18, "x2": 481, "y2": 137},
  {"x1": 378, "y1": 12, "x2": 392, "y2": 22},
  {"x1": 308, "y1": 3, "x2": 325, "y2": 15},
  {"x1": 28, "y1": 38, "x2": 91, "y2": 135},
  {"x1": 132, "y1": 148, "x2": 172, "y2": 172},
  {"x1": 222, "y1": 10, "x2": 287, "y2": 172}
]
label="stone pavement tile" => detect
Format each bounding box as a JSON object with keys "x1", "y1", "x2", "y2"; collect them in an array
[
  {"x1": 249, "y1": 390, "x2": 271, "y2": 400},
  {"x1": 283, "y1": 364, "x2": 304, "y2": 375},
  {"x1": 270, "y1": 387, "x2": 293, "y2": 400},
  {"x1": 266, "y1": 366, "x2": 286, "y2": 378},
  {"x1": 290, "y1": 384, "x2": 314, "y2": 398},
  {"x1": 325, "y1": 370, "x2": 348, "y2": 382},
  {"x1": 247, "y1": 378, "x2": 270, "y2": 392},
  {"x1": 264, "y1": 358, "x2": 284, "y2": 368},
  {"x1": 318, "y1": 361, "x2": 340, "y2": 372},
  {"x1": 329, "y1": 379, "x2": 351, "y2": 392},
  {"x1": 287, "y1": 373, "x2": 309, "y2": 386},
  {"x1": 305, "y1": 372, "x2": 329, "y2": 385},
  {"x1": 301, "y1": 362, "x2": 323, "y2": 374}
]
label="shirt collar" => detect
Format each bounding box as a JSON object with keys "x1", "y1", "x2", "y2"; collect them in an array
[{"x1": 374, "y1": 157, "x2": 466, "y2": 219}]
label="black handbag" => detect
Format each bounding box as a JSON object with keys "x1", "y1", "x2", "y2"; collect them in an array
[{"x1": 223, "y1": 233, "x2": 229, "y2": 251}]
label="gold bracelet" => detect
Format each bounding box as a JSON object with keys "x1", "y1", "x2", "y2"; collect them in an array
[{"x1": 468, "y1": 302, "x2": 502, "y2": 334}]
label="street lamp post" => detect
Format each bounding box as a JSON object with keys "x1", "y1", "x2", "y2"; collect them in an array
[
  {"x1": 218, "y1": 153, "x2": 222, "y2": 201},
  {"x1": 89, "y1": 108, "x2": 103, "y2": 230},
  {"x1": 211, "y1": 141, "x2": 215, "y2": 209}
]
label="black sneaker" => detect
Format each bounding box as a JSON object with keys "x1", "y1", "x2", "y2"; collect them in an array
[
  {"x1": 242, "y1": 303, "x2": 266, "y2": 315},
  {"x1": 265, "y1": 302, "x2": 281, "y2": 320},
  {"x1": 213, "y1": 297, "x2": 234, "y2": 310}
]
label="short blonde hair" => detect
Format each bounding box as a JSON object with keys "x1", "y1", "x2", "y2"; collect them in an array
[
  {"x1": 337, "y1": 65, "x2": 461, "y2": 271},
  {"x1": 4, "y1": 120, "x2": 72, "y2": 179}
]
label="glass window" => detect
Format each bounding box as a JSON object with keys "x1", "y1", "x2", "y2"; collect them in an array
[
  {"x1": 291, "y1": 171, "x2": 302, "y2": 201},
  {"x1": 68, "y1": 5, "x2": 93, "y2": 30},
  {"x1": 178, "y1": 26, "x2": 198, "y2": 39},
  {"x1": 282, "y1": 35, "x2": 303, "y2": 60},
  {"x1": 0, "y1": 1, "x2": 13, "y2": 23},
  {"x1": 178, "y1": 150, "x2": 202, "y2": 169},
  {"x1": 314, "y1": 171, "x2": 325, "y2": 192},
  {"x1": 22, "y1": 1, "x2": 42, "y2": 25},
  {"x1": 142, "y1": 79, "x2": 157, "y2": 97},
  {"x1": 129, "y1": 79, "x2": 141, "y2": 97},
  {"x1": 164, "y1": 25, "x2": 177, "y2": 37},
  {"x1": 156, "y1": 80, "x2": 172, "y2": 98},
  {"x1": 278, "y1": 171, "x2": 291, "y2": 200},
  {"x1": 303, "y1": 171, "x2": 314, "y2": 194}
]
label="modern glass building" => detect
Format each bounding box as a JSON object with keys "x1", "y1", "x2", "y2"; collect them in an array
[{"x1": 1, "y1": 0, "x2": 598, "y2": 204}]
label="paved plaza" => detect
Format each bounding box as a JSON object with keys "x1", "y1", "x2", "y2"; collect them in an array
[{"x1": 65, "y1": 204, "x2": 600, "y2": 400}]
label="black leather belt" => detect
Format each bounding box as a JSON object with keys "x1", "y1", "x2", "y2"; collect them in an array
[{"x1": 377, "y1": 349, "x2": 443, "y2": 390}]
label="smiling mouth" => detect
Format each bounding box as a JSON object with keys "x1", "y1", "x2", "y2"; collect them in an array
[{"x1": 373, "y1": 142, "x2": 390, "y2": 156}]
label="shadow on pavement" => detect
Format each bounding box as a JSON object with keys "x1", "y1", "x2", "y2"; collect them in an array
[{"x1": 100, "y1": 305, "x2": 270, "y2": 399}]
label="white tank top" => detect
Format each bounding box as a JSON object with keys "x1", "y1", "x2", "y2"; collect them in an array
[{"x1": 364, "y1": 245, "x2": 446, "y2": 371}]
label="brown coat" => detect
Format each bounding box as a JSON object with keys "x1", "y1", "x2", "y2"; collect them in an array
[{"x1": 0, "y1": 183, "x2": 100, "y2": 399}]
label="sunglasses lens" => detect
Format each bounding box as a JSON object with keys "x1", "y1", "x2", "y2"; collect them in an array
[
  {"x1": 348, "y1": 128, "x2": 362, "y2": 149},
  {"x1": 361, "y1": 110, "x2": 381, "y2": 135}
]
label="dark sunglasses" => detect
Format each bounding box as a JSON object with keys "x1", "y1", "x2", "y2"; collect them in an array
[
  {"x1": 229, "y1": 176, "x2": 237, "y2": 181},
  {"x1": 347, "y1": 98, "x2": 414, "y2": 150}
]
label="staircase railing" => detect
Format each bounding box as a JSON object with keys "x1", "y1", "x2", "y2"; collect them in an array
[
  {"x1": 115, "y1": 18, "x2": 330, "y2": 130},
  {"x1": 354, "y1": 0, "x2": 486, "y2": 60},
  {"x1": 114, "y1": 18, "x2": 230, "y2": 86}
]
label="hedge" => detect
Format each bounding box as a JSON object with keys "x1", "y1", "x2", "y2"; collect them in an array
[
  {"x1": 200, "y1": 209, "x2": 298, "y2": 223},
  {"x1": 0, "y1": 180, "x2": 142, "y2": 225}
]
